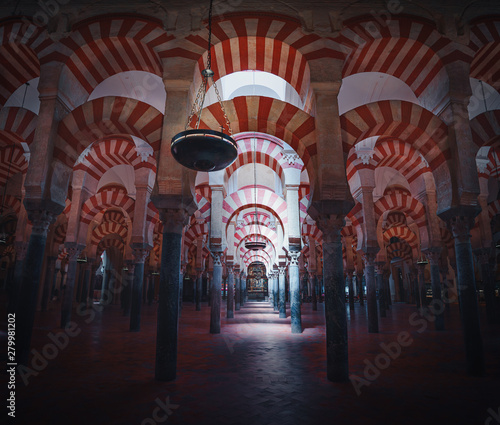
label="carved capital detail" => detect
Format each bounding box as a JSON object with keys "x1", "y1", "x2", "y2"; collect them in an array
[
  {"x1": 474, "y1": 248, "x2": 491, "y2": 265},
  {"x1": 159, "y1": 208, "x2": 189, "y2": 234},
  {"x1": 424, "y1": 248, "x2": 442, "y2": 266},
  {"x1": 65, "y1": 242, "x2": 85, "y2": 262},
  {"x1": 375, "y1": 262, "x2": 385, "y2": 275},
  {"x1": 212, "y1": 251, "x2": 223, "y2": 267},
  {"x1": 28, "y1": 210, "x2": 56, "y2": 237},
  {"x1": 362, "y1": 252, "x2": 377, "y2": 267},
  {"x1": 278, "y1": 266, "x2": 286, "y2": 275},
  {"x1": 288, "y1": 251, "x2": 300, "y2": 267},
  {"x1": 447, "y1": 215, "x2": 475, "y2": 243},
  {"x1": 315, "y1": 214, "x2": 345, "y2": 243}
]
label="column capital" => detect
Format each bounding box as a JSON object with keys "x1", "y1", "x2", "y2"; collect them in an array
[
  {"x1": 362, "y1": 252, "x2": 377, "y2": 267},
  {"x1": 278, "y1": 266, "x2": 286, "y2": 275},
  {"x1": 159, "y1": 208, "x2": 190, "y2": 234},
  {"x1": 374, "y1": 262, "x2": 385, "y2": 275},
  {"x1": 125, "y1": 260, "x2": 135, "y2": 275},
  {"x1": 315, "y1": 214, "x2": 345, "y2": 243},
  {"x1": 288, "y1": 251, "x2": 300, "y2": 267},
  {"x1": 28, "y1": 209, "x2": 58, "y2": 237},
  {"x1": 446, "y1": 215, "x2": 476, "y2": 243},
  {"x1": 212, "y1": 251, "x2": 223, "y2": 267},
  {"x1": 65, "y1": 242, "x2": 85, "y2": 261},
  {"x1": 424, "y1": 248, "x2": 442, "y2": 266},
  {"x1": 132, "y1": 243, "x2": 152, "y2": 264}
]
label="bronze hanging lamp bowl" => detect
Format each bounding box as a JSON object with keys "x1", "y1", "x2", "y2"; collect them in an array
[
  {"x1": 245, "y1": 240, "x2": 267, "y2": 251},
  {"x1": 171, "y1": 129, "x2": 237, "y2": 172},
  {"x1": 170, "y1": 0, "x2": 237, "y2": 172}
]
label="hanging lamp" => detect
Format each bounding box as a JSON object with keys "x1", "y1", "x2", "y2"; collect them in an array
[
  {"x1": 245, "y1": 137, "x2": 266, "y2": 251},
  {"x1": 170, "y1": 0, "x2": 237, "y2": 172}
]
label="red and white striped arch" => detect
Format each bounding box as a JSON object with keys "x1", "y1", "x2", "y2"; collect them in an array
[
  {"x1": 346, "y1": 138, "x2": 431, "y2": 184},
  {"x1": 386, "y1": 240, "x2": 413, "y2": 261},
  {"x1": 0, "y1": 146, "x2": 28, "y2": 185},
  {"x1": 234, "y1": 225, "x2": 278, "y2": 250},
  {"x1": 196, "y1": 184, "x2": 212, "y2": 203},
  {"x1": 195, "y1": 194, "x2": 211, "y2": 221},
  {"x1": 374, "y1": 188, "x2": 427, "y2": 229},
  {"x1": 183, "y1": 222, "x2": 208, "y2": 249},
  {"x1": 0, "y1": 194, "x2": 21, "y2": 215},
  {"x1": 470, "y1": 110, "x2": 500, "y2": 149},
  {"x1": 56, "y1": 15, "x2": 174, "y2": 96},
  {"x1": 488, "y1": 200, "x2": 500, "y2": 219},
  {"x1": 347, "y1": 202, "x2": 364, "y2": 229},
  {"x1": 74, "y1": 137, "x2": 156, "y2": 179},
  {"x1": 241, "y1": 248, "x2": 272, "y2": 266},
  {"x1": 90, "y1": 220, "x2": 128, "y2": 246},
  {"x1": 177, "y1": 13, "x2": 343, "y2": 100},
  {"x1": 383, "y1": 211, "x2": 407, "y2": 229},
  {"x1": 97, "y1": 237, "x2": 125, "y2": 257},
  {"x1": 340, "y1": 100, "x2": 449, "y2": 171},
  {"x1": 0, "y1": 20, "x2": 47, "y2": 104},
  {"x1": 53, "y1": 221, "x2": 68, "y2": 246},
  {"x1": 478, "y1": 146, "x2": 500, "y2": 179},
  {"x1": 0, "y1": 107, "x2": 37, "y2": 147},
  {"x1": 225, "y1": 136, "x2": 291, "y2": 181},
  {"x1": 439, "y1": 226, "x2": 454, "y2": 252},
  {"x1": 80, "y1": 189, "x2": 135, "y2": 225},
  {"x1": 56, "y1": 97, "x2": 163, "y2": 167},
  {"x1": 469, "y1": 19, "x2": 500, "y2": 90},
  {"x1": 102, "y1": 209, "x2": 127, "y2": 226},
  {"x1": 383, "y1": 226, "x2": 418, "y2": 249},
  {"x1": 195, "y1": 96, "x2": 316, "y2": 168},
  {"x1": 223, "y1": 187, "x2": 288, "y2": 230},
  {"x1": 240, "y1": 211, "x2": 273, "y2": 228}
]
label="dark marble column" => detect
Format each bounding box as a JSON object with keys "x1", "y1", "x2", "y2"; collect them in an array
[
  {"x1": 61, "y1": 243, "x2": 84, "y2": 328},
  {"x1": 235, "y1": 268, "x2": 241, "y2": 311},
  {"x1": 195, "y1": 269, "x2": 203, "y2": 311},
  {"x1": 363, "y1": 252, "x2": 379, "y2": 333},
  {"x1": 445, "y1": 214, "x2": 485, "y2": 375},
  {"x1": 425, "y1": 249, "x2": 445, "y2": 331},
  {"x1": 317, "y1": 214, "x2": 348, "y2": 382},
  {"x1": 87, "y1": 261, "x2": 97, "y2": 307},
  {"x1": 130, "y1": 245, "x2": 150, "y2": 332},
  {"x1": 240, "y1": 273, "x2": 245, "y2": 306},
  {"x1": 375, "y1": 263, "x2": 386, "y2": 318},
  {"x1": 273, "y1": 272, "x2": 279, "y2": 311},
  {"x1": 155, "y1": 208, "x2": 187, "y2": 382},
  {"x1": 318, "y1": 275, "x2": 323, "y2": 303},
  {"x1": 16, "y1": 209, "x2": 58, "y2": 366},
  {"x1": 210, "y1": 252, "x2": 223, "y2": 334},
  {"x1": 412, "y1": 266, "x2": 421, "y2": 308},
  {"x1": 227, "y1": 265, "x2": 234, "y2": 319},
  {"x1": 41, "y1": 255, "x2": 57, "y2": 311},
  {"x1": 357, "y1": 273, "x2": 364, "y2": 306},
  {"x1": 475, "y1": 249, "x2": 499, "y2": 324},
  {"x1": 8, "y1": 241, "x2": 28, "y2": 313},
  {"x1": 278, "y1": 266, "x2": 286, "y2": 318},
  {"x1": 100, "y1": 261, "x2": 111, "y2": 305},
  {"x1": 417, "y1": 263, "x2": 427, "y2": 309},
  {"x1": 79, "y1": 260, "x2": 92, "y2": 304},
  {"x1": 440, "y1": 266, "x2": 451, "y2": 314},
  {"x1": 346, "y1": 270, "x2": 354, "y2": 312},
  {"x1": 147, "y1": 271, "x2": 155, "y2": 306},
  {"x1": 123, "y1": 262, "x2": 133, "y2": 316},
  {"x1": 289, "y1": 252, "x2": 302, "y2": 333},
  {"x1": 311, "y1": 272, "x2": 318, "y2": 311}
]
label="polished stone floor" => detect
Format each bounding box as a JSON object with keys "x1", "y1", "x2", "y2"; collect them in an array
[{"x1": 7, "y1": 296, "x2": 500, "y2": 425}]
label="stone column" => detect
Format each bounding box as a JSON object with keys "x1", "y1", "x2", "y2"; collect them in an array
[
  {"x1": 375, "y1": 263, "x2": 386, "y2": 318},
  {"x1": 289, "y1": 251, "x2": 302, "y2": 333},
  {"x1": 356, "y1": 272, "x2": 364, "y2": 306},
  {"x1": 79, "y1": 260, "x2": 92, "y2": 304},
  {"x1": 16, "y1": 209, "x2": 58, "y2": 365},
  {"x1": 346, "y1": 270, "x2": 354, "y2": 312},
  {"x1": 155, "y1": 208, "x2": 188, "y2": 381},
  {"x1": 268, "y1": 271, "x2": 274, "y2": 306},
  {"x1": 445, "y1": 214, "x2": 485, "y2": 375},
  {"x1": 8, "y1": 241, "x2": 28, "y2": 313},
  {"x1": 411, "y1": 266, "x2": 421, "y2": 308},
  {"x1": 475, "y1": 249, "x2": 499, "y2": 324},
  {"x1": 226, "y1": 265, "x2": 234, "y2": 319},
  {"x1": 240, "y1": 272, "x2": 245, "y2": 306},
  {"x1": 273, "y1": 271, "x2": 279, "y2": 311},
  {"x1": 417, "y1": 263, "x2": 427, "y2": 309},
  {"x1": 130, "y1": 245, "x2": 150, "y2": 332},
  {"x1": 195, "y1": 269, "x2": 203, "y2": 311},
  {"x1": 41, "y1": 255, "x2": 56, "y2": 311},
  {"x1": 311, "y1": 271, "x2": 319, "y2": 311},
  {"x1": 439, "y1": 266, "x2": 451, "y2": 314},
  {"x1": 210, "y1": 251, "x2": 223, "y2": 333},
  {"x1": 61, "y1": 243, "x2": 84, "y2": 328},
  {"x1": 363, "y1": 252, "x2": 379, "y2": 333},
  {"x1": 316, "y1": 214, "x2": 349, "y2": 382},
  {"x1": 123, "y1": 262, "x2": 134, "y2": 316},
  {"x1": 425, "y1": 249, "x2": 445, "y2": 331},
  {"x1": 100, "y1": 259, "x2": 111, "y2": 305},
  {"x1": 278, "y1": 266, "x2": 287, "y2": 318},
  {"x1": 235, "y1": 268, "x2": 241, "y2": 311}
]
